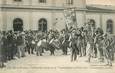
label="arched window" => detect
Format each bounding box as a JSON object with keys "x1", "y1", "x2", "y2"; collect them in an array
[
  {"x1": 106, "y1": 19, "x2": 113, "y2": 34},
  {"x1": 13, "y1": 18, "x2": 23, "y2": 31},
  {"x1": 38, "y1": 18, "x2": 47, "y2": 32},
  {"x1": 89, "y1": 19, "x2": 96, "y2": 28}
]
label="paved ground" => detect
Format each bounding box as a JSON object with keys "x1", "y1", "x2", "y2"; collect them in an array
[{"x1": 0, "y1": 50, "x2": 115, "y2": 73}]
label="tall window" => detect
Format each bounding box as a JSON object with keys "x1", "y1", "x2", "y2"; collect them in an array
[
  {"x1": 106, "y1": 19, "x2": 113, "y2": 34},
  {"x1": 39, "y1": 18, "x2": 47, "y2": 32},
  {"x1": 13, "y1": 18, "x2": 23, "y2": 31},
  {"x1": 66, "y1": 0, "x2": 73, "y2": 5},
  {"x1": 14, "y1": 0, "x2": 22, "y2": 2},
  {"x1": 39, "y1": 0, "x2": 46, "y2": 3}
]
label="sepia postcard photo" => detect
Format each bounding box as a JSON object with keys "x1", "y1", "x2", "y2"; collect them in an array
[{"x1": 0, "y1": 0, "x2": 115, "y2": 73}]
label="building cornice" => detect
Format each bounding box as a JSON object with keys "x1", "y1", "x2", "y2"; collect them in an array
[
  {"x1": 0, "y1": 4, "x2": 87, "y2": 11},
  {"x1": 0, "y1": 4, "x2": 115, "y2": 13}
]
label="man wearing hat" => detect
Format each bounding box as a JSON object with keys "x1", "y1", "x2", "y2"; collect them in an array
[
  {"x1": 7, "y1": 30, "x2": 14, "y2": 60},
  {"x1": 16, "y1": 32, "x2": 25, "y2": 58},
  {"x1": 71, "y1": 29, "x2": 79, "y2": 61}
]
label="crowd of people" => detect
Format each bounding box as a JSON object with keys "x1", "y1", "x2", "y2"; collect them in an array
[{"x1": 0, "y1": 22, "x2": 115, "y2": 68}]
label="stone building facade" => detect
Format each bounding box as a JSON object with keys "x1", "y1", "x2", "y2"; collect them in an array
[{"x1": 0, "y1": 0, "x2": 115, "y2": 34}]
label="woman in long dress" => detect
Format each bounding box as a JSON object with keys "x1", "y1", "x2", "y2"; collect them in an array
[{"x1": 103, "y1": 34, "x2": 112, "y2": 66}]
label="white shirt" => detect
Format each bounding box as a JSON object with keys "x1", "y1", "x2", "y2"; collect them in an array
[{"x1": 37, "y1": 40, "x2": 42, "y2": 47}]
